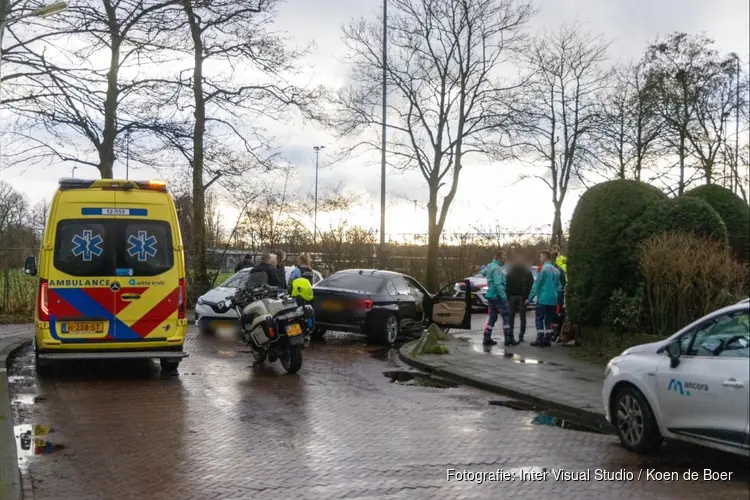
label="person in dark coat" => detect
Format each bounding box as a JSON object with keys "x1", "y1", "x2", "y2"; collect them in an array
[
  {"x1": 275, "y1": 250, "x2": 287, "y2": 290},
  {"x1": 234, "y1": 254, "x2": 253, "y2": 273},
  {"x1": 506, "y1": 253, "x2": 535, "y2": 342},
  {"x1": 250, "y1": 251, "x2": 280, "y2": 287}
]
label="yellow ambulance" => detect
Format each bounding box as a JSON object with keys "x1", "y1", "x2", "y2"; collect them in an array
[{"x1": 24, "y1": 179, "x2": 189, "y2": 374}]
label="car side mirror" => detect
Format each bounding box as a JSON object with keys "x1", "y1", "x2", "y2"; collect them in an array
[
  {"x1": 24, "y1": 256, "x2": 37, "y2": 276},
  {"x1": 666, "y1": 341, "x2": 681, "y2": 368}
]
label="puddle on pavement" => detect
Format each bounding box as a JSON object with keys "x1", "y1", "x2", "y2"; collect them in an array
[
  {"x1": 14, "y1": 424, "x2": 65, "y2": 470},
  {"x1": 489, "y1": 399, "x2": 604, "y2": 434},
  {"x1": 370, "y1": 348, "x2": 402, "y2": 366},
  {"x1": 384, "y1": 370, "x2": 457, "y2": 388}
]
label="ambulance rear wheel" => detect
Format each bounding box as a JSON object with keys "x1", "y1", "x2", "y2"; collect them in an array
[
  {"x1": 34, "y1": 344, "x2": 52, "y2": 378},
  {"x1": 160, "y1": 359, "x2": 181, "y2": 374}
]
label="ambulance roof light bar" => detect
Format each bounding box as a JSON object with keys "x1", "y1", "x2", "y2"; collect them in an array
[{"x1": 59, "y1": 179, "x2": 168, "y2": 191}]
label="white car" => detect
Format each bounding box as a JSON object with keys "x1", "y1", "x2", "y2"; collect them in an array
[
  {"x1": 195, "y1": 266, "x2": 322, "y2": 334},
  {"x1": 602, "y1": 301, "x2": 749, "y2": 456}
]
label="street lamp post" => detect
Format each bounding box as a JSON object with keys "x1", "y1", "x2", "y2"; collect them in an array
[
  {"x1": 379, "y1": 0, "x2": 388, "y2": 262},
  {"x1": 71, "y1": 166, "x2": 77, "y2": 178},
  {"x1": 313, "y1": 145, "x2": 324, "y2": 245},
  {"x1": 125, "y1": 130, "x2": 130, "y2": 180},
  {"x1": 0, "y1": 2, "x2": 67, "y2": 97}
]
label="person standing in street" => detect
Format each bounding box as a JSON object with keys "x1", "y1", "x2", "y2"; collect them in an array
[
  {"x1": 483, "y1": 251, "x2": 514, "y2": 347},
  {"x1": 506, "y1": 253, "x2": 534, "y2": 343},
  {"x1": 288, "y1": 252, "x2": 315, "y2": 286},
  {"x1": 249, "y1": 251, "x2": 280, "y2": 287},
  {"x1": 275, "y1": 250, "x2": 288, "y2": 290},
  {"x1": 528, "y1": 250, "x2": 561, "y2": 347},
  {"x1": 550, "y1": 244, "x2": 567, "y2": 274},
  {"x1": 550, "y1": 250, "x2": 567, "y2": 343}
]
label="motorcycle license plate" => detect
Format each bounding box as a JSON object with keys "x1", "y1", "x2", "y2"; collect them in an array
[{"x1": 287, "y1": 323, "x2": 302, "y2": 336}]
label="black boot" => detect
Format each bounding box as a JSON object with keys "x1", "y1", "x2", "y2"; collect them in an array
[{"x1": 483, "y1": 336, "x2": 498, "y2": 346}]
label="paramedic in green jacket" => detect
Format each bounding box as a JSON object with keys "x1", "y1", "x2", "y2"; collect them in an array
[
  {"x1": 527, "y1": 250, "x2": 561, "y2": 347},
  {"x1": 483, "y1": 251, "x2": 515, "y2": 347}
]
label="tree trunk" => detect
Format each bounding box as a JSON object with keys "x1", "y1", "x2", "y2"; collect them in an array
[
  {"x1": 424, "y1": 200, "x2": 440, "y2": 293},
  {"x1": 551, "y1": 201, "x2": 563, "y2": 247},
  {"x1": 678, "y1": 130, "x2": 686, "y2": 195},
  {"x1": 99, "y1": 31, "x2": 121, "y2": 179},
  {"x1": 185, "y1": 3, "x2": 209, "y2": 296}
]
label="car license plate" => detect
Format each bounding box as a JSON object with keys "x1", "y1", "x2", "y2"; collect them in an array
[
  {"x1": 287, "y1": 323, "x2": 302, "y2": 336},
  {"x1": 322, "y1": 300, "x2": 344, "y2": 311},
  {"x1": 61, "y1": 322, "x2": 104, "y2": 334}
]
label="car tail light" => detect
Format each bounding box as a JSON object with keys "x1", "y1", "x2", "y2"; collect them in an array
[
  {"x1": 178, "y1": 278, "x2": 186, "y2": 319},
  {"x1": 38, "y1": 279, "x2": 49, "y2": 321},
  {"x1": 358, "y1": 299, "x2": 373, "y2": 310}
]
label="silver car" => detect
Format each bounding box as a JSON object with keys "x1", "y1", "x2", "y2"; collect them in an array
[{"x1": 195, "y1": 266, "x2": 322, "y2": 334}]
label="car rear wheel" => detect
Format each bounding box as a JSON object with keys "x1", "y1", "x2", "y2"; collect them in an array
[
  {"x1": 613, "y1": 387, "x2": 661, "y2": 454},
  {"x1": 370, "y1": 313, "x2": 399, "y2": 346}
]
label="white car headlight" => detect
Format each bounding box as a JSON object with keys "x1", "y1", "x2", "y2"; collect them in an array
[{"x1": 197, "y1": 297, "x2": 205, "y2": 305}]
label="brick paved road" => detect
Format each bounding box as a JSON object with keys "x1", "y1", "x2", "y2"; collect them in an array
[{"x1": 8, "y1": 326, "x2": 749, "y2": 500}]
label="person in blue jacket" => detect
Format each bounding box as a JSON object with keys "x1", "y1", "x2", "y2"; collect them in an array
[
  {"x1": 527, "y1": 250, "x2": 561, "y2": 347},
  {"x1": 483, "y1": 251, "x2": 514, "y2": 347}
]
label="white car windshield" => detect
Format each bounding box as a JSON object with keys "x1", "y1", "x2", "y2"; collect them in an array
[{"x1": 220, "y1": 271, "x2": 251, "y2": 289}]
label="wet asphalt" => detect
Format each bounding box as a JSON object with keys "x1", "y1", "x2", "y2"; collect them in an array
[{"x1": 8, "y1": 322, "x2": 750, "y2": 500}]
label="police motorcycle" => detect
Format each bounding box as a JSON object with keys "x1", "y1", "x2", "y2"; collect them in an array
[{"x1": 205, "y1": 273, "x2": 314, "y2": 374}]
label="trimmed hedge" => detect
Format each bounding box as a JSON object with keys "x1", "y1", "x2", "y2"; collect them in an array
[
  {"x1": 625, "y1": 197, "x2": 728, "y2": 245},
  {"x1": 683, "y1": 184, "x2": 750, "y2": 261},
  {"x1": 567, "y1": 180, "x2": 667, "y2": 326}
]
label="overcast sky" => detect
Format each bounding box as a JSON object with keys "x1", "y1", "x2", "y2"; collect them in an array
[{"x1": 3, "y1": 0, "x2": 749, "y2": 238}]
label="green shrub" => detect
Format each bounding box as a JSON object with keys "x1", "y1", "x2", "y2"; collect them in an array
[
  {"x1": 683, "y1": 184, "x2": 750, "y2": 262},
  {"x1": 626, "y1": 197, "x2": 727, "y2": 242},
  {"x1": 567, "y1": 180, "x2": 667, "y2": 326},
  {"x1": 640, "y1": 232, "x2": 749, "y2": 336},
  {"x1": 603, "y1": 287, "x2": 645, "y2": 336}
]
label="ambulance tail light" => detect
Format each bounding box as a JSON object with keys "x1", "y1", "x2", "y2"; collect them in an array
[
  {"x1": 178, "y1": 278, "x2": 186, "y2": 319},
  {"x1": 38, "y1": 279, "x2": 49, "y2": 321}
]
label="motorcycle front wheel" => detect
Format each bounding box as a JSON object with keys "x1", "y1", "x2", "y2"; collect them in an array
[{"x1": 280, "y1": 344, "x2": 303, "y2": 374}]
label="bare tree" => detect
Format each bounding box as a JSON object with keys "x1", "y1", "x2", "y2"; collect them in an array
[
  {"x1": 2, "y1": 0, "x2": 181, "y2": 178},
  {"x1": 644, "y1": 33, "x2": 723, "y2": 194},
  {"x1": 515, "y1": 22, "x2": 611, "y2": 245},
  {"x1": 138, "y1": 0, "x2": 323, "y2": 296},
  {"x1": 594, "y1": 61, "x2": 663, "y2": 181},
  {"x1": 687, "y1": 53, "x2": 744, "y2": 184},
  {"x1": 334, "y1": 0, "x2": 534, "y2": 292}
]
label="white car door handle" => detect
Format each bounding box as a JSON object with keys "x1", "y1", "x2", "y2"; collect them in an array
[{"x1": 722, "y1": 379, "x2": 745, "y2": 388}]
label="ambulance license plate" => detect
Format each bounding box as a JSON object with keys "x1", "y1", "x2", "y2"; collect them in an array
[
  {"x1": 287, "y1": 323, "x2": 302, "y2": 336},
  {"x1": 61, "y1": 322, "x2": 104, "y2": 334}
]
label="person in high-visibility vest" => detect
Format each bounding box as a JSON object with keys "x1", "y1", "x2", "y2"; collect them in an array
[{"x1": 551, "y1": 244, "x2": 567, "y2": 274}]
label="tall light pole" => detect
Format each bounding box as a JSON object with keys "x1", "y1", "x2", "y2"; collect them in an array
[
  {"x1": 0, "y1": 2, "x2": 67, "y2": 97},
  {"x1": 71, "y1": 166, "x2": 77, "y2": 178},
  {"x1": 313, "y1": 145, "x2": 325, "y2": 245},
  {"x1": 125, "y1": 130, "x2": 130, "y2": 180},
  {"x1": 379, "y1": 0, "x2": 388, "y2": 260}
]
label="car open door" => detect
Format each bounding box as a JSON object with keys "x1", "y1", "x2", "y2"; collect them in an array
[{"x1": 428, "y1": 280, "x2": 472, "y2": 329}]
